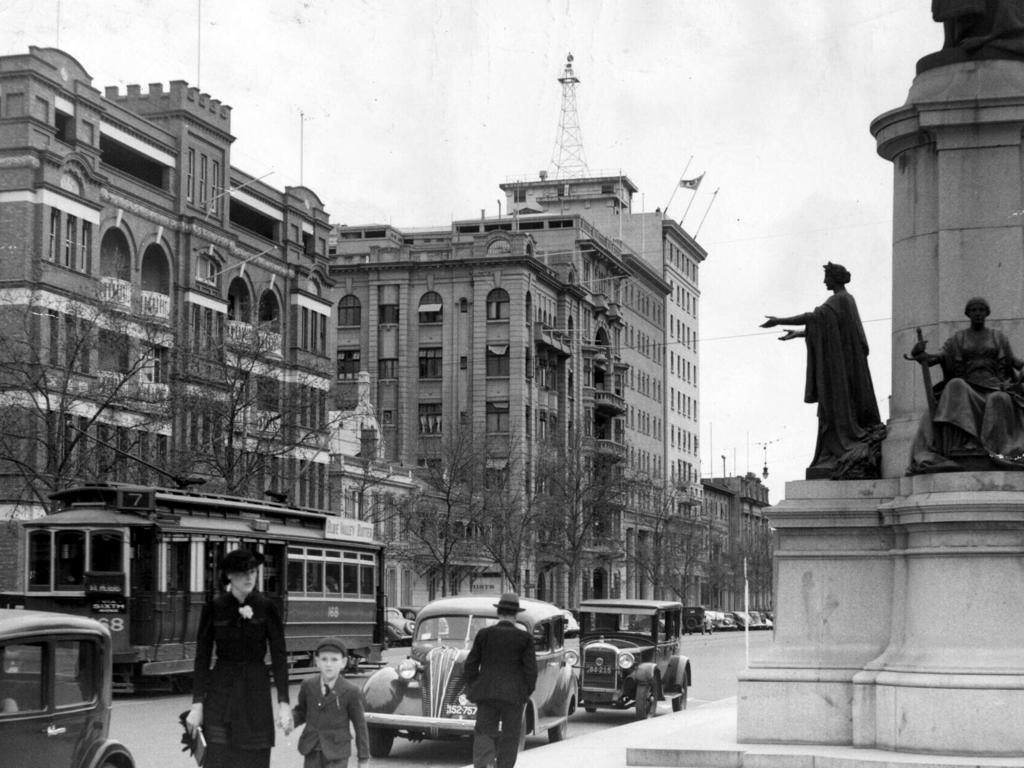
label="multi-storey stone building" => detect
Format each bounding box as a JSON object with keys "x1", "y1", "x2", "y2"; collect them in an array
[
  {"x1": 330, "y1": 172, "x2": 709, "y2": 605},
  {"x1": 0, "y1": 45, "x2": 336, "y2": 541}
]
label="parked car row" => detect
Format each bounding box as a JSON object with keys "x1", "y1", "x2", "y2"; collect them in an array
[
  {"x1": 683, "y1": 608, "x2": 774, "y2": 632},
  {"x1": 361, "y1": 595, "x2": 694, "y2": 757}
]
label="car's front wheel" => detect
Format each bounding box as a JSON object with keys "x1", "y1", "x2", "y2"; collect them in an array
[
  {"x1": 548, "y1": 716, "x2": 569, "y2": 742},
  {"x1": 368, "y1": 726, "x2": 395, "y2": 757},
  {"x1": 672, "y1": 684, "x2": 688, "y2": 712},
  {"x1": 634, "y1": 684, "x2": 656, "y2": 720}
]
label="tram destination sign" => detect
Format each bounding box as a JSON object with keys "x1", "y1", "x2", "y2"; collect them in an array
[
  {"x1": 84, "y1": 571, "x2": 125, "y2": 597},
  {"x1": 324, "y1": 517, "x2": 375, "y2": 542}
]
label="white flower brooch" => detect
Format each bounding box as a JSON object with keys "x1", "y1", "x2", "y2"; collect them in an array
[{"x1": 239, "y1": 605, "x2": 254, "y2": 620}]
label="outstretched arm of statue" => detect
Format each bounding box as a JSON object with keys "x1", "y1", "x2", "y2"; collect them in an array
[
  {"x1": 761, "y1": 313, "x2": 809, "y2": 329},
  {"x1": 777, "y1": 330, "x2": 805, "y2": 341}
]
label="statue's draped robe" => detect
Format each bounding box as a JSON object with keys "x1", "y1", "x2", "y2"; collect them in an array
[
  {"x1": 933, "y1": 0, "x2": 1024, "y2": 56},
  {"x1": 803, "y1": 291, "x2": 881, "y2": 473},
  {"x1": 912, "y1": 328, "x2": 1024, "y2": 470}
]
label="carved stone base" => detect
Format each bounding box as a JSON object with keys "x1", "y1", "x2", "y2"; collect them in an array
[{"x1": 738, "y1": 474, "x2": 1024, "y2": 757}]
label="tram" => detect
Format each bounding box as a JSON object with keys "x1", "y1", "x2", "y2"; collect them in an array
[{"x1": 0, "y1": 482, "x2": 386, "y2": 692}]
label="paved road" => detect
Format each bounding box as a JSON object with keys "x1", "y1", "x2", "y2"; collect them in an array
[{"x1": 113, "y1": 629, "x2": 771, "y2": 768}]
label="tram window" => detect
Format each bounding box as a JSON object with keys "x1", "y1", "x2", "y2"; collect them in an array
[
  {"x1": 306, "y1": 561, "x2": 323, "y2": 595},
  {"x1": 360, "y1": 564, "x2": 374, "y2": 598},
  {"x1": 89, "y1": 530, "x2": 123, "y2": 572},
  {"x1": 325, "y1": 562, "x2": 341, "y2": 594},
  {"x1": 287, "y1": 560, "x2": 303, "y2": 593},
  {"x1": 28, "y1": 531, "x2": 51, "y2": 591},
  {"x1": 54, "y1": 640, "x2": 97, "y2": 707},
  {"x1": 343, "y1": 563, "x2": 358, "y2": 596},
  {"x1": 167, "y1": 542, "x2": 189, "y2": 592},
  {"x1": 55, "y1": 530, "x2": 85, "y2": 587}
]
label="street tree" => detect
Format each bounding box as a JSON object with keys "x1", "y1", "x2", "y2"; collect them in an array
[
  {"x1": 534, "y1": 430, "x2": 629, "y2": 607},
  {"x1": 390, "y1": 423, "x2": 492, "y2": 598},
  {"x1": 630, "y1": 475, "x2": 707, "y2": 602},
  {"x1": 0, "y1": 291, "x2": 172, "y2": 516},
  {"x1": 165, "y1": 315, "x2": 335, "y2": 502}
]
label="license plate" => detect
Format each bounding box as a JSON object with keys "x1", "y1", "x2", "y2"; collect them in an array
[
  {"x1": 445, "y1": 704, "x2": 477, "y2": 717},
  {"x1": 586, "y1": 664, "x2": 612, "y2": 675}
]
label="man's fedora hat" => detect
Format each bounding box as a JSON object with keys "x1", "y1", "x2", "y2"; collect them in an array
[
  {"x1": 494, "y1": 592, "x2": 526, "y2": 613},
  {"x1": 219, "y1": 548, "x2": 265, "y2": 574}
]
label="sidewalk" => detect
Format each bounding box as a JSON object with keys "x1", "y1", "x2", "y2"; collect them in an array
[
  {"x1": 460, "y1": 697, "x2": 737, "y2": 768},
  {"x1": 462, "y1": 698, "x2": 1024, "y2": 768}
]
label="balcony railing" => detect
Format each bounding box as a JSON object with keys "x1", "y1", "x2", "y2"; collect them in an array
[
  {"x1": 100, "y1": 277, "x2": 131, "y2": 308},
  {"x1": 140, "y1": 290, "x2": 170, "y2": 319},
  {"x1": 588, "y1": 436, "x2": 627, "y2": 462},
  {"x1": 226, "y1": 319, "x2": 255, "y2": 346},
  {"x1": 592, "y1": 388, "x2": 626, "y2": 415}
]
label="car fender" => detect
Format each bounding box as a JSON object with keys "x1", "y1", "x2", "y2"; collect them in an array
[
  {"x1": 362, "y1": 665, "x2": 410, "y2": 713},
  {"x1": 81, "y1": 739, "x2": 134, "y2": 768},
  {"x1": 634, "y1": 661, "x2": 659, "y2": 686},
  {"x1": 663, "y1": 654, "x2": 691, "y2": 693}
]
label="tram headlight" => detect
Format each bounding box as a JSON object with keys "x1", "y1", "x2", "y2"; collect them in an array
[
  {"x1": 617, "y1": 652, "x2": 635, "y2": 670},
  {"x1": 398, "y1": 658, "x2": 420, "y2": 680}
]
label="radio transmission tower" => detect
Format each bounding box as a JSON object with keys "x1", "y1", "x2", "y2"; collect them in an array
[{"x1": 550, "y1": 53, "x2": 589, "y2": 179}]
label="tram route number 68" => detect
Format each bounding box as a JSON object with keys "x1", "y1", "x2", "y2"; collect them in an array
[
  {"x1": 326, "y1": 605, "x2": 340, "y2": 618},
  {"x1": 96, "y1": 616, "x2": 126, "y2": 632}
]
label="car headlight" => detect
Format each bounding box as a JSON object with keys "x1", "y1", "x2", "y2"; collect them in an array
[
  {"x1": 398, "y1": 659, "x2": 420, "y2": 680},
  {"x1": 564, "y1": 649, "x2": 579, "y2": 666},
  {"x1": 617, "y1": 652, "x2": 635, "y2": 670}
]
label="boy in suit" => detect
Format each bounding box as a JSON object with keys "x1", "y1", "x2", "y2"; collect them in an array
[
  {"x1": 464, "y1": 592, "x2": 537, "y2": 768},
  {"x1": 287, "y1": 636, "x2": 369, "y2": 767}
]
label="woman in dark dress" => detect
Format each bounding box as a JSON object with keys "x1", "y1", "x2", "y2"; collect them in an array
[{"x1": 185, "y1": 549, "x2": 292, "y2": 768}]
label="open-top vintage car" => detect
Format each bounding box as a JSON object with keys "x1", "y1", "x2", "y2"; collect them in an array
[
  {"x1": 361, "y1": 595, "x2": 578, "y2": 757},
  {"x1": 577, "y1": 599, "x2": 691, "y2": 719}
]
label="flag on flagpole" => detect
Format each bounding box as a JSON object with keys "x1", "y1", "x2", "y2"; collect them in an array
[{"x1": 679, "y1": 172, "x2": 704, "y2": 191}]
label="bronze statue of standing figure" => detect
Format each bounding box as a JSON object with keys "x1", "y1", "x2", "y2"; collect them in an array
[
  {"x1": 907, "y1": 297, "x2": 1024, "y2": 472},
  {"x1": 761, "y1": 262, "x2": 885, "y2": 480}
]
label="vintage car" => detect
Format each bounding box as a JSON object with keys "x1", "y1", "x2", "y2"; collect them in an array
[
  {"x1": 361, "y1": 595, "x2": 578, "y2": 757},
  {"x1": 0, "y1": 608, "x2": 135, "y2": 768},
  {"x1": 577, "y1": 599, "x2": 692, "y2": 719}
]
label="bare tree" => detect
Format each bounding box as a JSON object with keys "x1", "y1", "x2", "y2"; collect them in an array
[
  {"x1": 473, "y1": 431, "x2": 536, "y2": 593},
  {"x1": 631, "y1": 476, "x2": 707, "y2": 602},
  {"x1": 0, "y1": 291, "x2": 172, "y2": 515},
  {"x1": 390, "y1": 424, "x2": 492, "y2": 598},
  {"x1": 534, "y1": 430, "x2": 629, "y2": 606},
  {"x1": 166, "y1": 317, "x2": 336, "y2": 501}
]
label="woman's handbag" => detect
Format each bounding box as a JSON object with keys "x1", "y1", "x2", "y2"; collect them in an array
[{"x1": 178, "y1": 710, "x2": 207, "y2": 766}]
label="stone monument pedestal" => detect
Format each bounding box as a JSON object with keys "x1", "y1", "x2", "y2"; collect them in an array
[
  {"x1": 738, "y1": 55, "x2": 1024, "y2": 759},
  {"x1": 738, "y1": 474, "x2": 1024, "y2": 756}
]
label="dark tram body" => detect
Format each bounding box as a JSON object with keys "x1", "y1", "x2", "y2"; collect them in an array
[{"x1": 0, "y1": 483, "x2": 385, "y2": 692}]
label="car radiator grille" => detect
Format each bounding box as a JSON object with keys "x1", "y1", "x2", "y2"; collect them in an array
[
  {"x1": 422, "y1": 646, "x2": 466, "y2": 719},
  {"x1": 582, "y1": 645, "x2": 618, "y2": 690}
]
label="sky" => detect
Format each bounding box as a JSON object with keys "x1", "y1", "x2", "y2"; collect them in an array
[{"x1": 0, "y1": 0, "x2": 942, "y2": 503}]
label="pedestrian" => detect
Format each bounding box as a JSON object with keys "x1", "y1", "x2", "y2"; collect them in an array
[
  {"x1": 286, "y1": 635, "x2": 370, "y2": 768},
  {"x1": 185, "y1": 549, "x2": 292, "y2": 768},
  {"x1": 464, "y1": 592, "x2": 537, "y2": 768}
]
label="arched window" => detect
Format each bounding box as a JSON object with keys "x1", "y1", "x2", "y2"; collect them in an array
[
  {"x1": 418, "y1": 291, "x2": 443, "y2": 324},
  {"x1": 258, "y1": 290, "x2": 281, "y2": 333},
  {"x1": 227, "y1": 277, "x2": 251, "y2": 322},
  {"x1": 337, "y1": 295, "x2": 361, "y2": 327},
  {"x1": 140, "y1": 244, "x2": 170, "y2": 294},
  {"x1": 525, "y1": 292, "x2": 533, "y2": 324},
  {"x1": 99, "y1": 228, "x2": 131, "y2": 280},
  {"x1": 486, "y1": 288, "x2": 509, "y2": 321}
]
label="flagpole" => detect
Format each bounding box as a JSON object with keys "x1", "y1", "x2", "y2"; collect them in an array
[
  {"x1": 663, "y1": 155, "x2": 693, "y2": 214},
  {"x1": 680, "y1": 185, "x2": 700, "y2": 226},
  {"x1": 694, "y1": 188, "x2": 720, "y2": 239},
  {"x1": 744, "y1": 557, "x2": 750, "y2": 669}
]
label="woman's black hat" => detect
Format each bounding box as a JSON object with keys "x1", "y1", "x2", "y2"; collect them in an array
[{"x1": 219, "y1": 548, "x2": 265, "y2": 574}]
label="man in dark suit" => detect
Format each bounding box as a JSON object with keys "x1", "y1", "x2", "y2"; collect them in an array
[{"x1": 464, "y1": 592, "x2": 538, "y2": 768}]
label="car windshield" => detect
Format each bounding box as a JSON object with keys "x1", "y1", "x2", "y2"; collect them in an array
[
  {"x1": 414, "y1": 615, "x2": 527, "y2": 649},
  {"x1": 583, "y1": 611, "x2": 654, "y2": 634}
]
